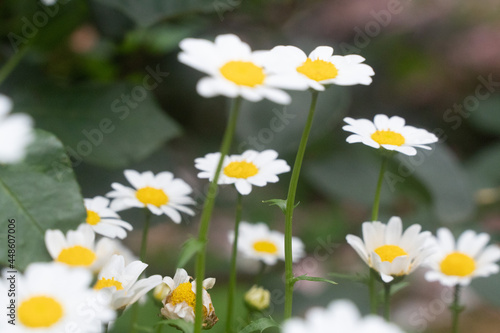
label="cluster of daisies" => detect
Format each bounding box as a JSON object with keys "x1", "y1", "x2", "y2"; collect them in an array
[{"x1": 1, "y1": 31, "x2": 500, "y2": 333}]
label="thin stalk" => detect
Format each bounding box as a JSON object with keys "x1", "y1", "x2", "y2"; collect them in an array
[
  {"x1": 104, "y1": 323, "x2": 109, "y2": 333},
  {"x1": 131, "y1": 209, "x2": 152, "y2": 333},
  {"x1": 383, "y1": 282, "x2": 392, "y2": 321},
  {"x1": 254, "y1": 261, "x2": 267, "y2": 286},
  {"x1": 451, "y1": 285, "x2": 463, "y2": 333},
  {"x1": 371, "y1": 156, "x2": 388, "y2": 221},
  {"x1": 369, "y1": 269, "x2": 378, "y2": 314},
  {"x1": 283, "y1": 90, "x2": 319, "y2": 319},
  {"x1": 226, "y1": 193, "x2": 243, "y2": 333},
  {"x1": 140, "y1": 209, "x2": 152, "y2": 262},
  {"x1": 194, "y1": 97, "x2": 242, "y2": 333},
  {"x1": 0, "y1": 46, "x2": 29, "y2": 86}
]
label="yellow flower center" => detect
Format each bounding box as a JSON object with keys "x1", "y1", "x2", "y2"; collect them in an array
[
  {"x1": 136, "y1": 186, "x2": 169, "y2": 207},
  {"x1": 371, "y1": 130, "x2": 405, "y2": 146},
  {"x1": 171, "y1": 282, "x2": 197, "y2": 309},
  {"x1": 86, "y1": 209, "x2": 101, "y2": 226},
  {"x1": 296, "y1": 58, "x2": 338, "y2": 82},
  {"x1": 374, "y1": 245, "x2": 408, "y2": 263},
  {"x1": 253, "y1": 240, "x2": 278, "y2": 254},
  {"x1": 56, "y1": 245, "x2": 96, "y2": 267},
  {"x1": 18, "y1": 296, "x2": 64, "y2": 328},
  {"x1": 219, "y1": 61, "x2": 266, "y2": 87},
  {"x1": 223, "y1": 161, "x2": 259, "y2": 179},
  {"x1": 440, "y1": 252, "x2": 476, "y2": 277},
  {"x1": 94, "y1": 277, "x2": 124, "y2": 291}
]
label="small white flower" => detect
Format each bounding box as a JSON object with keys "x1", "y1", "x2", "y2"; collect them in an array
[
  {"x1": 84, "y1": 196, "x2": 132, "y2": 239},
  {"x1": 343, "y1": 114, "x2": 438, "y2": 156},
  {"x1": 178, "y1": 34, "x2": 307, "y2": 104},
  {"x1": 425, "y1": 228, "x2": 500, "y2": 286},
  {"x1": 160, "y1": 268, "x2": 218, "y2": 329},
  {"x1": 106, "y1": 170, "x2": 195, "y2": 223},
  {"x1": 45, "y1": 224, "x2": 120, "y2": 272},
  {"x1": 282, "y1": 299, "x2": 404, "y2": 333},
  {"x1": 346, "y1": 216, "x2": 433, "y2": 282},
  {"x1": 265, "y1": 45, "x2": 375, "y2": 90},
  {"x1": 94, "y1": 255, "x2": 162, "y2": 309},
  {"x1": 229, "y1": 222, "x2": 305, "y2": 265},
  {"x1": 195, "y1": 149, "x2": 290, "y2": 195},
  {"x1": 0, "y1": 94, "x2": 34, "y2": 164},
  {"x1": 0, "y1": 262, "x2": 115, "y2": 332}
]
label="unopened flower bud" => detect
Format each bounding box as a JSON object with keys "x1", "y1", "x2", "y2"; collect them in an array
[{"x1": 244, "y1": 285, "x2": 270, "y2": 311}]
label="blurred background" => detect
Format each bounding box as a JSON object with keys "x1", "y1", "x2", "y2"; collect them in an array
[{"x1": 1, "y1": 0, "x2": 500, "y2": 332}]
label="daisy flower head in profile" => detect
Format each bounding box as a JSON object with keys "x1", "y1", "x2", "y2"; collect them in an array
[
  {"x1": 228, "y1": 222, "x2": 305, "y2": 265},
  {"x1": 45, "y1": 224, "x2": 118, "y2": 272},
  {"x1": 264, "y1": 45, "x2": 375, "y2": 90},
  {"x1": 195, "y1": 149, "x2": 290, "y2": 195},
  {"x1": 94, "y1": 255, "x2": 162, "y2": 310},
  {"x1": 343, "y1": 114, "x2": 439, "y2": 156},
  {"x1": 0, "y1": 262, "x2": 115, "y2": 333},
  {"x1": 84, "y1": 196, "x2": 132, "y2": 239},
  {"x1": 160, "y1": 268, "x2": 218, "y2": 329},
  {"x1": 178, "y1": 34, "x2": 309, "y2": 104},
  {"x1": 106, "y1": 170, "x2": 195, "y2": 223},
  {"x1": 0, "y1": 94, "x2": 34, "y2": 164},
  {"x1": 425, "y1": 228, "x2": 500, "y2": 287},
  {"x1": 282, "y1": 299, "x2": 404, "y2": 333},
  {"x1": 346, "y1": 216, "x2": 433, "y2": 283}
]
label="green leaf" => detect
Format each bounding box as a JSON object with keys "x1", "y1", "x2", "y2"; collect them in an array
[
  {"x1": 329, "y1": 272, "x2": 369, "y2": 284},
  {"x1": 156, "y1": 319, "x2": 193, "y2": 333},
  {"x1": 92, "y1": 0, "x2": 214, "y2": 27},
  {"x1": 293, "y1": 274, "x2": 337, "y2": 285},
  {"x1": 0, "y1": 130, "x2": 86, "y2": 270},
  {"x1": 239, "y1": 317, "x2": 279, "y2": 333},
  {"x1": 9, "y1": 80, "x2": 181, "y2": 169},
  {"x1": 177, "y1": 237, "x2": 204, "y2": 268},
  {"x1": 262, "y1": 199, "x2": 299, "y2": 214}
]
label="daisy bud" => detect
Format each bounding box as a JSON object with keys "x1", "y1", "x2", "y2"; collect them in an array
[{"x1": 244, "y1": 285, "x2": 271, "y2": 311}]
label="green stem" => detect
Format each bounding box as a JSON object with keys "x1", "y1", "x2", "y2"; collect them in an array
[
  {"x1": 194, "y1": 97, "x2": 242, "y2": 333},
  {"x1": 140, "y1": 209, "x2": 152, "y2": 262},
  {"x1": 104, "y1": 323, "x2": 109, "y2": 333},
  {"x1": 226, "y1": 193, "x2": 243, "y2": 333},
  {"x1": 383, "y1": 282, "x2": 392, "y2": 321},
  {"x1": 284, "y1": 90, "x2": 319, "y2": 319},
  {"x1": 131, "y1": 209, "x2": 152, "y2": 333},
  {"x1": 369, "y1": 269, "x2": 378, "y2": 314},
  {"x1": 371, "y1": 156, "x2": 388, "y2": 221},
  {"x1": 0, "y1": 46, "x2": 29, "y2": 86},
  {"x1": 254, "y1": 261, "x2": 267, "y2": 286},
  {"x1": 451, "y1": 285, "x2": 463, "y2": 333}
]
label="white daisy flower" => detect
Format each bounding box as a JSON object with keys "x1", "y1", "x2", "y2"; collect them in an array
[
  {"x1": 106, "y1": 170, "x2": 195, "y2": 223},
  {"x1": 178, "y1": 34, "x2": 308, "y2": 105},
  {"x1": 343, "y1": 114, "x2": 438, "y2": 156},
  {"x1": 195, "y1": 149, "x2": 290, "y2": 195},
  {"x1": 282, "y1": 299, "x2": 404, "y2": 333},
  {"x1": 160, "y1": 268, "x2": 218, "y2": 329},
  {"x1": 84, "y1": 196, "x2": 132, "y2": 239},
  {"x1": 425, "y1": 228, "x2": 500, "y2": 286},
  {"x1": 45, "y1": 224, "x2": 119, "y2": 272},
  {"x1": 228, "y1": 222, "x2": 305, "y2": 265},
  {"x1": 346, "y1": 216, "x2": 433, "y2": 283},
  {"x1": 0, "y1": 262, "x2": 115, "y2": 332},
  {"x1": 265, "y1": 45, "x2": 375, "y2": 90},
  {"x1": 94, "y1": 255, "x2": 162, "y2": 309},
  {"x1": 0, "y1": 94, "x2": 34, "y2": 164}
]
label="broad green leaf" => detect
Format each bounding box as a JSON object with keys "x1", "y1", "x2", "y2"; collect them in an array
[
  {"x1": 468, "y1": 95, "x2": 500, "y2": 136},
  {"x1": 10, "y1": 80, "x2": 181, "y2": 169},
  {"x1": 157, "y1": 319, "x2": 194, "y2": 333},
  {"x1": 177, "y1": 237, "x2": 204, "y2": 268},
  {"x1": 92, "y1": 0, "x2": 214, "y2": 27},
  {"x1": 401, "y1": 145, "x2": 475, "y2": 224},
  {"x1": 293, "y1": 274, "x2": 337, "y2": 285},
  {"x1": 239, "y1": 317, "x2": 279, "y2": 333},
  {"x1": 0, "y1": 130, "x2": 86, "y2": 270}
]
